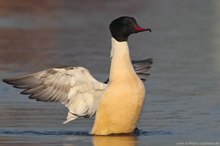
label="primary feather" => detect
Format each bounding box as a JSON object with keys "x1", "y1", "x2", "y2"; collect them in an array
[
  {"x1": 3, "y1": 67, "x2": 107, "y2": 124},
  {"x1": 3, "y1": 59, "x2": 152, "y2": 124}
]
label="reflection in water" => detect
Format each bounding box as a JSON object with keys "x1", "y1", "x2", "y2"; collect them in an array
[{"x1": 92, "y1": 135, "x2": 137, "y2": 146}]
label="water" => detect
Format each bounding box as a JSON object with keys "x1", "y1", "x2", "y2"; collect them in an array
[{"x1": 0, "y1": 0, "x2": 220, "y2": 145}]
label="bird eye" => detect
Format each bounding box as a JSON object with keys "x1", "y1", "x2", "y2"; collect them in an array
[
  {"x1": 127, "y1": 22, "x2": 132, "y2": 26},
  {"x1": 127, "y1": 22, "x2": 132, "y2": 27}
]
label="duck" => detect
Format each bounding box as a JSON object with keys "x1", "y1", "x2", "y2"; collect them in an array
[{"x1": 3, "y1": 16, "x2": 153, "y2": 135}]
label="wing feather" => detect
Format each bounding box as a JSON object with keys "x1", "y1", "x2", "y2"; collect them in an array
[
  {"x1": 104, "y1": 58, "x2": 153, "y2": 83},
  {"x1": 132, "y1": 58, "x2": 153, "y2": 81},
  {"x1": 3, "y1": 59, "x2": 152, "y2": 123},
  {"x1": 3, "y1": 66, "x2": 107, "y2": 123}
]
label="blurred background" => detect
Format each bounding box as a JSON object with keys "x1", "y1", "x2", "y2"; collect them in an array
[{"x1": 0, "y1": 0, "x2": 220, "y2": 146}]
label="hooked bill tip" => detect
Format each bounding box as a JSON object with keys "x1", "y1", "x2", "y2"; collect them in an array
[
  {"x1": 134, "y1": 25, "x2": 152, "y2": 32},
  {"x1": 147, "y1": 28, "x2": 152, "y2": 32}
]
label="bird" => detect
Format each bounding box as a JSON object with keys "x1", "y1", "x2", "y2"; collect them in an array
[{"x1": 3, "y1": 16, "x2": 153, "y2": 135}]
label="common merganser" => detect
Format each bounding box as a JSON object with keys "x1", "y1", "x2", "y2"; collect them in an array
[{"x1": 3, "y1": 16, "x2": 152, "y2": 135}]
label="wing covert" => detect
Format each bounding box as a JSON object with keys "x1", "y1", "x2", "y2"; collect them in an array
[{"x1": 3, "y1": 66, "x2": 107, "y2": 123}]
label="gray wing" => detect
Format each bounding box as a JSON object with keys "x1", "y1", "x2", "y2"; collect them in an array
[
  {"x1": 3, "y1": 66, "x2": 107, "y2": 124},
  {"x1": 104, "y1": 58, "x2": 153, "y2": 83},
  {"x1": 132, "y1": 58, "x2": 153, "y2": 81}
]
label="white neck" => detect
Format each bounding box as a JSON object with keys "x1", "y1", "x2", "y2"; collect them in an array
[{"x1": 109, "y1": 37, "x2": 136, "y2": 82}]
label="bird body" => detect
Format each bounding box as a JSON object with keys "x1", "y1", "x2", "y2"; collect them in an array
[
  {"x1": 3, "y1": 16, "x2": 152, "y2": 135},
  {"x1": 91, "y1": 38, "x2": 145, "y2": 135}
]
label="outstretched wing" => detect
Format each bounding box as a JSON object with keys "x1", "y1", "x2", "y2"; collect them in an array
[
  {"x1": 3, "y1": 66, "x2": 107, "y2": 124},
  {"x1": 132, "y1": 58, "x2": 153, "y2": 81},
  {"x1": 104, "y1": 58, "x2": 153, "y2": 83}
]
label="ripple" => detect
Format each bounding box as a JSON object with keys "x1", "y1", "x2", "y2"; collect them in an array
[
  {"x1": 0, "y1": 130, "x2": 90, "y2": 136},
  {"x1": 139, "y1": 130, "x2": 172, "y2": 136},
  {"x1": 0, "y1": 129, "x2": 172, "y2": 136}
]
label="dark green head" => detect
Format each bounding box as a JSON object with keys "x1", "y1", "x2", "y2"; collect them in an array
[{"x1": 110, "y1": 16, "x2": 151, "y2": 42}]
